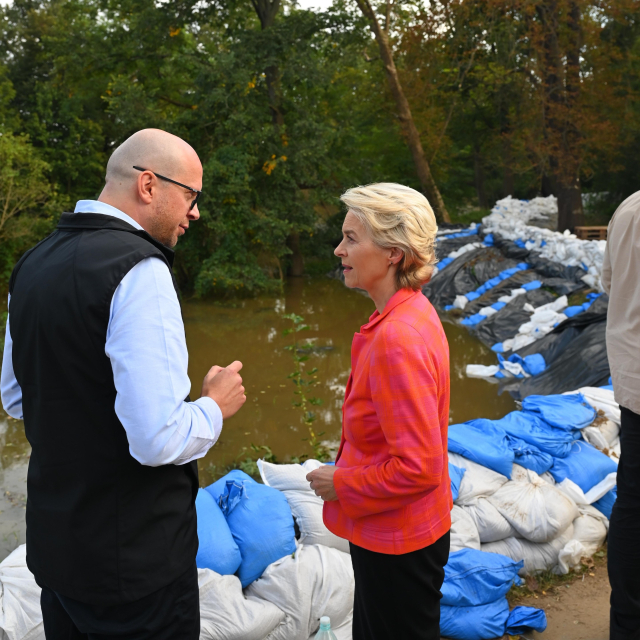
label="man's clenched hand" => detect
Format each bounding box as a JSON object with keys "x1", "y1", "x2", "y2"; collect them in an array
[{"x1": 201, "y1": 360, "x2": 246, "y2": 419}]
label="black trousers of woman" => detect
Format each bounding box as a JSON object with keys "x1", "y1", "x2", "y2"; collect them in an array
[
  {"x1": 350, "y1": 530, "x2": 450, "y2": 640},
  {"x1": 609, "y1": 407, "x2": 640, "y2": 640}
]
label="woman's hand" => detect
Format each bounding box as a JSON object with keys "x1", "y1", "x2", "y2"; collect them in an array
[{"x1": 306, "y1": 465, "x2": 338, "y2": 502}]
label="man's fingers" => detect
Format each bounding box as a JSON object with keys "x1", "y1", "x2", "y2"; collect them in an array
[
  {"x1": 207, "y1": 365, "x2": 224, "y2": 377},
  {"x1": 226, "y1": 360, "x2": 243, "y2": 373}
]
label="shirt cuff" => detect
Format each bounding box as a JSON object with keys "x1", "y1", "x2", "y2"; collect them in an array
[{"x1": 193, "y1": 395, "x2": 224, "y2": 440}]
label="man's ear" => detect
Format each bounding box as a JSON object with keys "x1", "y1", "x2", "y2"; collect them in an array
[{"x1": 137, "y1": 172, "x2": 155, "y2": 205}]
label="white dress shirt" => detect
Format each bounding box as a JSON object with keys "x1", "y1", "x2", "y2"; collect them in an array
[{"x1": 1, "y1": 200, "x2": 223, "y2": 466}]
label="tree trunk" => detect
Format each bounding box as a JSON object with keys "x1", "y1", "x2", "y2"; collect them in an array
[
  {"x1": 473, "y1": 147, "x2": 488, "y2": 208},
  {"x1": 287, "y1": 231, "x2": 304, "y2": 277},
  {"x1": 354, "y1": 0, "x2": 451, "y2": 223},
  {"x1": 536, "y1": 0, "x2": 584, "y2": 231}
]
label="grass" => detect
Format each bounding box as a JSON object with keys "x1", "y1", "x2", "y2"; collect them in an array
[{"x1": 507, "y1": 546, "x2": 607, "y2": 606}]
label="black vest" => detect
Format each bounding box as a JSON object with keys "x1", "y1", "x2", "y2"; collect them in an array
[{"x1": 9, "y1": 213, "x2": 198, "y2": 605}]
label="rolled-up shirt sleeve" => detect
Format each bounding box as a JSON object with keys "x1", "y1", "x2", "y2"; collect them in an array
[
  {"x1": 333, "y1": 321, "x2": 444, "y2": 519},
  {"x1": 1, "y1": 297, "x2": 24, "y2": 420},
  {"x1": 106, "y1": 257, "x2": 223, "y2": 466}
]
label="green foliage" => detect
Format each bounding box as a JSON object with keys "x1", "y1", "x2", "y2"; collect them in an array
[{"x1": 282, "y1": 313, "x2": 331, "y2": 462}]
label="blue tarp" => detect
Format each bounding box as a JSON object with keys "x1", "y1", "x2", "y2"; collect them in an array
[
  {"x1": 448, "y1": 420, "x2": 514, "y2": 477},
  {"x1": 441, "y1": 549, "x2": 523, "y2": 607},
  {"x1": 505, "y1": 434, "x2": 554, "y2": 475},
  {"x1": 550, "y1": 441, "x2": 618, "y2": 493},
  {"x1": 506, "y1": 606, "x2": 548, "y2": 635},
  {"x1": 522, "y1": 393, "x2": 597, "y2": 430},
  {"x1": 493, "y1": 411, "x2": 575, "y2": 458},
  {"x1": 450, "y1": 463, "x2": 466, "y2": 502},
  {"x1": 206, "y1": 470, "x2": 296, "y2": 587},
  {"x1": 593, "y1": 487, "x2": 617, "y2": 519},
  {"x1": 195, "y1": 488, "x2": 242, "y2": 575}
]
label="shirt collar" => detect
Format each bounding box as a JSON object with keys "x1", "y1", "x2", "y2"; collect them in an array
[
  {"x1": 361, "y1": 288, "x2": 418, "y2": 333},
  {"x1": 74, "y1": 200, "x2": 144, "y2": 231}
]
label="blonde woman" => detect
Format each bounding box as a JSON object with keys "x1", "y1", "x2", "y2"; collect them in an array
[{"x1": 307, "y1": 183, "x2": 451, "y2": 640}]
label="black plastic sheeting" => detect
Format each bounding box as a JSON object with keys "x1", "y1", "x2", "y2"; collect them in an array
[
  {"x1": 423, "y1": 247, "x2": 520, "y2": 309},
  {"x1": 423, "y1": 230, "x2": 609, "y2": 397},
  {"x1": 471, "y1": 289, "x2": 556, "y2": 347}
]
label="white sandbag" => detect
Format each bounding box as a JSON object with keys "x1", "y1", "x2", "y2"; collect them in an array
[
  {"x1": 598, "y1": 419, "x2": 621, "y2": 445},
  {"x1": 487, "y1": 477, "x2": 578, "y2": 543},
  {"x1": 447, "y1": 452, "x2": 508, "y2": 505},
  {"x1": 556, "y1": 472, "x2": 617, "y2": 507},
  {"x1": 482, "y1": 525, "x2": 574, "y2": 576},
  {"x1": 198, "y1": 569, "x2": 285, "y2": 640},
  {"x1": 0, "y1": 545, "x2": 45, "y2": 640},
  {"x1": 572, "y1": 505, "x2": 608, "y2": 556},
  {"x1": 540, "y1": 471, "x2": 556, "y2": 485},
  {"x1": 450, "y1": 505, "x2": 481, "y2": 552},
  {"x1": 461, "y1": 498, "x2": 516, "y2": 543},
  {"x1": 258, "y1": 460, "x2": 350, "y2": 554},
  {"x1": 582, "y1": 426, "x2": 610, "y2": 451},
  {"x1": 557, "y1": 540, "x2": 587, "y2": 575},
  {"x1": 246, "y1": 544, "x2": 354, "y2": 640},
  {"x1": 466, "y1": 364, "x2": 500, "y2": 378},
  {"x1": 564, "y1": 387, "x2": 621, "y2": 425}
]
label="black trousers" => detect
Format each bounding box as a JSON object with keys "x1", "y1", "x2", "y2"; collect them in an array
[
  {"x1": 350, "y1": 530, "x2": 450, "y2": 640},
  {"x1": 41, "y1": 563, "x2": 200, "y2": 640},
  {"x1": 609, "y1": 406, "x2": 640, "y2": 640}
]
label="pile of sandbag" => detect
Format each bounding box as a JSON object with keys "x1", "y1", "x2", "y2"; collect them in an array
[
  {"x1": 448, "y1": 391, "x2": 616, "y2": 578},
  {"x1": 482, "y1": 196, "x2": 606, "y2": 291}
]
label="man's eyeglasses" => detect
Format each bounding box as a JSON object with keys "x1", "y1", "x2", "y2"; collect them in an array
[{"x1": 133, "y1": 166, "x2": 202, "y2": 211}]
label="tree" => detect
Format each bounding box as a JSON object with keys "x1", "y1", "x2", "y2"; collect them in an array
[{"x1": 352, "y1": 0, "x2": 451, "y2": 223}]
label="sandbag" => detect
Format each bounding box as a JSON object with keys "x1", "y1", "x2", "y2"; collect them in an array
[
  {"x1": 494, "y1": 411, "x2": 574, "y2": 458},
  {"x1": 482, "y1": 525, "x2": 574, "y2": 576},
  {"x1": 593, "y1": 487, "x2": 617, "y2": 519},
  {"x1": 567, "y1": 387, "x2": 620, "y2": 425},
  {"x1": 441, "y1": 549, "x2": 523, "y2": 607},
  {"x1": 0, "y1": 545, "x2": 44, "y2": 640},
  {"x1": 258, "y1": 460, "x2": 350, "y2": 554},
  {"x1": 572, "y1": 505, "x2": 608, "y2": 555},
  {"x1": 450, "y1": 505, "x2": 481, "y2": 552},
  {"x1": 506, "y1": 606, "x2": 547, "y2": 635},
  {"x1": 505, "y1": 434, "x2": 553, "y2": 475},
  {"x1": 550, "y1": 441, "x2": 618, "y2": 493},
  {"x1": 450, "y1": 463, "x2": 466, "y2": 502},
  {"x1": 448, "y1": 420, "x2": 514, "y2": 478},
  {"x1": 461, "y1": 498, "x2": 516, "y2": 543},
  {"x1": 521, "y1": 393, "x2": 597, "y2": 430},
  {"x1": 198, "y1": 568, "x2": 285, "y2": 640},
  {"x1": 487, "y1": 477, "x2": 578, "y2": 543},
  {"x1": 448, "y1": 453, "x2": 508, "y2": 504},
  {"x1": 195, "y1": 489, "x2": 242, "y2": 576},
  {"x1": 206, "y1": 470, "x2": 296, "y2": 587},
  {"x1": 245, "y1": 544, "x2": 354, "y2": 640},
  {"x1": 440, "y1": 599, "x2": 510, "y2": 640}
]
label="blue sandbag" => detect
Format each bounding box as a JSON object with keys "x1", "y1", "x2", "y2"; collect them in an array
[
  {"x1": 448, "y1": 420, "x2": 514, "y2": 477},
  {"x1": 593, "y1": 487, "x2": 617, "y2": 519},
  {"x1": 440, "y1": 598, "x2": 510, "y2": 640},
  {"x1": 507, "y1": 353, "x2": 546, "y2": 376},
  {"x1": 522, "y1": 280, "x2": 542, "y2": 291},
  {"x1": 461, "y1": 313, "x2": 486, "y2": 326},
  {"x1": 505, "y1": 434, "x2": 553, "y2": 475},
  {"x1": 506, "y1": 606, "x2": 548, "y2": 634},
  {"x1": 195, "y1": 488, "x2": 242, "y2": 575},
  {"x1": 494, "y1": 411, "x2": 574, "y2": 458},
  {"x1": 449, "y1": 463, "x2": 466, "y2": 502},
  {"x1": 521, "y1": 393, "x2": 597, "y2": 430},
  {"x1": 550, "y1": 441, "x2": 618, "y2": 493},
  {"x1": 205, "y1": 470, "x2": 296, "y2": 587},
  {"x1": 441, "y1": 549, "x2": 523, "y2": 607}
]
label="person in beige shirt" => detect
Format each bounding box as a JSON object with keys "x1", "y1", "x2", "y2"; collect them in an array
[{"x1": 602, "y1": 189, "x2": 640, "y2": 640}]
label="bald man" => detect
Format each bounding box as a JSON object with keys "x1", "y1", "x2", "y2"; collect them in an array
[{"x1": 0, "y1": 129, "x2": 245, "y2": 639}]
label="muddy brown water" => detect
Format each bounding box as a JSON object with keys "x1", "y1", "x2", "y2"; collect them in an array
[{"x1": 0, "y1": 276, "x2": 515, "y2": 560}]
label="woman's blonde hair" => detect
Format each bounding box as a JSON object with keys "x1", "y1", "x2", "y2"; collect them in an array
[{"x1": 340, "y1": 182, "x2": 438, "y2": 290}]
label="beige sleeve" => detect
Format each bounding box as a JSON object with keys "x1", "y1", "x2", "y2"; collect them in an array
[{"x1": 602, "y1": 234, "x2": 612, "y2": 294}]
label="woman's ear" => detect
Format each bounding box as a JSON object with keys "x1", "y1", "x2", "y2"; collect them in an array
[{"x1": 388, "y1": 247, "x2": 403, "y2": 266}]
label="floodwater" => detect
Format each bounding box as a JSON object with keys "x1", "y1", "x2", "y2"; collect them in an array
[{"x1": 0, "y1": 276, "x2": 515, "y2": 560}]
